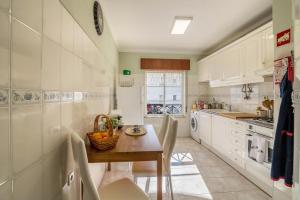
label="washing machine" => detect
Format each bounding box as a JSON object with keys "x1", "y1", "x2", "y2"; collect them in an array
[{"x1": 190, "y1": 111, "x2": 201, "y2": 143}]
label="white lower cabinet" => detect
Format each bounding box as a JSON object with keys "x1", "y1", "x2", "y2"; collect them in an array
[
  {"x1": 199, "y1": 112, "x2": 212, "y2": 145},
  {"x1": 228, "y1": 120, "x2": 247, "y2": 168},
  {"x1": 211, "y1": 115, "x2": 231, "y2": 157},
  {"x1": 199, "y1": 114, "x2": 275, "y2": 196}
]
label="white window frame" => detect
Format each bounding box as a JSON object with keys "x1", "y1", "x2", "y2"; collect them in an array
[{"x1": 145, "y1": 70, "x2": 186, "y2": 117}]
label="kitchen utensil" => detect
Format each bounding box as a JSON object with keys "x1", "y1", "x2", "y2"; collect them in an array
[
  {"x1": 216, "y1": 103, "x2": 223, "y2": 109},
  {"x1": 262, "y1": 96, "x2": 272, "y2": 110},
  {"x1": 267, "y1": 109, "x2": 273, "y2": 120},
  {"x1": 257, "y1": 110, "x2": 267, "y2": 118}
]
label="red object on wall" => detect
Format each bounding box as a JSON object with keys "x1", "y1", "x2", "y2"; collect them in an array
[{"x1": 276, "y1": 29, "x2": 291, "y2": 47}]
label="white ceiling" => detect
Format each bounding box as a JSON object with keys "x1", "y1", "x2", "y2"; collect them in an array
[{"x1": 99, "y1": 0, "x2": 272, "y2": 54}]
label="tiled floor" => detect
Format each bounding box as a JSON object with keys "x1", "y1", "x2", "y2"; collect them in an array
[{"x1": 100, "y1": 138, "x2": 272, "y2": 200}]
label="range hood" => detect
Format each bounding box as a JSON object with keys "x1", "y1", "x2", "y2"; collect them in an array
[{"x1": 255, "y1": 67, "x2": 274, "y2": 77}]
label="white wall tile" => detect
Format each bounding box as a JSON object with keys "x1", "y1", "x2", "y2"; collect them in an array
[
  {"x1": 43, "y1": 0, "x2": 62, "y2": 44},
  {"x1": 60, "y1": 49, "x2": 74, "y2": 91},
  {"x1": 0, "y1": 11, "x2": 10, "y2": 88},
  {"x1": 61, "y1": 9, "x2": 74, "y2": 51},
  {"x1": 0, "y1": 0, "x2": 10, "y2": 12},
  {"x1": 72, "y1": 57, "x2": 83, "y2": 90},
  {"x1": 12, "y1": 19, "x2": 41, "y2": 89},
  {"x1": 0, "y1": 180, "x2": 11, "y2": 200},
  {"x1": 43, "y1": 150, "x2": 63, "y2": 200},
  {"x1": 12, "y1": 0, "x2": 42, "y2": 32},
  {"x1": 61, "y1": 102, "x2": 73, "y2": 138},
  {"x1": 42, "y1": 38, "x2": 61, "y2": 90},
  {"x1": 13, "y1": 162, "x2": 43, "y2": 200},
  {"x1": 12, "y1": 105, "x2": 42, "y2": 173},
  {"x1": 43, "y1": 103, "x2": 62, "y2": 154},
  {"x1": 73, "y1": 23, "x2": 85, "y2": 58},
  {"x1": 0, "y1": 107, "x2": 10, "y2": 183}
]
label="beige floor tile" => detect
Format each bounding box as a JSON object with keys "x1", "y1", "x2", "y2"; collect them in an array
[{"x1": 100, "y1": 138, "x2": 269, "y2": 200}]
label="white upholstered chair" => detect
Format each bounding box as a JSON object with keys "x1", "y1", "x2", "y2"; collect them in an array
[
  {"x1": 132, "y1": 117, "x2": 178, "y2": 200},
  {"x1": 70, "y1": 132, "x2": 149, "y2": 200},
  {"x1": 157, "y1": 114, "x2": 170, "y2": 145}
]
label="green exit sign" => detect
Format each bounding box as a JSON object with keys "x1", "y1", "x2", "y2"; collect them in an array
[{"x1": 123, "y1": 69, "x2": 131, "y2": 75}]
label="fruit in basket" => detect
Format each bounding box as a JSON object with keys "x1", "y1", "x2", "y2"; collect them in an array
[{"x1": 92, "y1": 132, "x2": 109, "y2": 140}]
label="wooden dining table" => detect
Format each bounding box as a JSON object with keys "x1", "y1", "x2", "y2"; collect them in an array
[{"x1": 86, "y1": 124, "x2": 163, "y2": 200}]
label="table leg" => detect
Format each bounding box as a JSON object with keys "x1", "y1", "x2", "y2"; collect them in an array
[
  {"x1": 107, "y1": 162, "x2": 111, "y2": 171},
  {"x1": 157, "y1": 153, "x2": 162, "y2": 200}
]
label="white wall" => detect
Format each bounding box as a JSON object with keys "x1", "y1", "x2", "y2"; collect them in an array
[
  {"x1": 206, "y1": 82, "x2": 273, "y2": 113},
  {"x1": 0, "y1": 0, "x2": 118, "y2": 199},
  {"x1": 273, "y1": 0, "x2": 294, "y2": 199},
  {"x1": 293, "y1": 0, "x2": 300, "y2": 199},
  {"x1": 118, "y1": 52, "x2": 205, "y2": 137}
]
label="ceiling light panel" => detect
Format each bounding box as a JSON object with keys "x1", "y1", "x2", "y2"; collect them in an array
[{"x1": 171, "y1": 16, "x2": 193, "y2": 35}]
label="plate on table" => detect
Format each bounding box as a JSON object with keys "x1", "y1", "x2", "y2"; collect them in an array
[{"x1": 125, "y1": 126, "x2": 147, "y2": 136}]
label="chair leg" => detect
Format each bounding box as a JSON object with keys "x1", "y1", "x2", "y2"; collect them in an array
[
  {"x1": 145, "y1": 177, "x2": 150, "y2": 194},
  {"x1": 165, "y1": 176, "x2": 170, "y2": 199},
  {"x1": 168, "y1": 174, "x2": 174, "y2": 200},
  {"x1": 133, "y1": 176, "x2": 138, "y2": 184}
]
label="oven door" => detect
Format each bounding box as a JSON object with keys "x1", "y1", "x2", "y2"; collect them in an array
[
  {"x1": 245, "y1": 131, "x2": 273, "y2": 168},
  {"x1": 245, "y1": 131, "x2": 274, "y2": 190}
]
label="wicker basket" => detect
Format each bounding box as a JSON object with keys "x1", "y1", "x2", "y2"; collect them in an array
[{"x1": 87, "y1": 114, "x2": 119, "y2": 151}]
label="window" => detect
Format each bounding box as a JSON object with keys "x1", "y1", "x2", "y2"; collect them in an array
[{"x1": 145, "y1": 71, "x2": 185, "y2": 116}]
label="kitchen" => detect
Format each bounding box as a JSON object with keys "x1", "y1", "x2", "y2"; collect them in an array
[{"x1": 0, "y1": 0, "x2": 300, "y2": 200}]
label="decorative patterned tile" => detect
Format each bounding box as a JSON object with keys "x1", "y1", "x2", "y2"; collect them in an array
[
  {"x1": 61, "y1": 92, "x2": 73, "y2": 102},
  {"x1": 0, "y1": 89, "x2": 9, "y2": 106},
  {"x1": 12, "y1": 90, "x2": 41, "y2": 105},
  {"x1": 74, "y1": 92, "x2": 83, "y2": 102},
  {"x1": 82, "y1": 92, "x2": 88, "y2": 100},
  {"x1": 43, "y1": 91, "x2": 60, "y2": 103}
]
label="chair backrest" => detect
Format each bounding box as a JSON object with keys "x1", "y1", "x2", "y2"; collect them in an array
[
  {"x1": 162, "y1": 116, "x2": 178, "y2": 171},
  {"x1": 157, "y1": 114, "x2": 169, "y2": 145},
  {"x1": 70, "y1": 132, "x2": 100, "y2": 200}
]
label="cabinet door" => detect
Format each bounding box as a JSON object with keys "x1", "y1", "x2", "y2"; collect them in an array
[
  {"x1": 211, "y1": 115, "x2": 227, "y2": 152},
  {"x1": 222, "y1": 45, "x2": 242, "y2": 80},
  {"x1": 240, "y1": 32, "x2": 263, "y2": 77},
  {"x1": 198, "y1": 61, "x2": 208, "y2": 82},
  {"x1": 207, "y1": 54, "x2": 223, "y2": 81},
  {"x1": 199, "y1": 112, "x2": 212, "y2": 145},
  {"x1": 262, "y1": 27, "x2": 274, "y2": 67}
]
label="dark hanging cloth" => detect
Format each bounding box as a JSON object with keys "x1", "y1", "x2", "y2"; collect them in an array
[{"x1": 271, "y1": 72, "x2": 294, "y2": 187}]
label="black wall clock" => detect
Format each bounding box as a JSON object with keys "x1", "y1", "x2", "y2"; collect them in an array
[{"x1": 93, "y1": 1, "x2": 104, "y2": 36}]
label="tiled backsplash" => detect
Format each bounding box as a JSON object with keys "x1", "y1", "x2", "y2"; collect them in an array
[
  {"x1": 206, "y1": 82, "x2": 274, "y2": 113},
  {"x1": 0, "y1": 0, "x2": 117, "y2": 199}
]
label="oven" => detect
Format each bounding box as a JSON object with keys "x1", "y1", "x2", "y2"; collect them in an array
[
  {"x1": 246, "y1": 130, "x2": 273, "y2": 169},
  {"x1": 244, "y1": 122, "x2": 274, "y2": 192}
]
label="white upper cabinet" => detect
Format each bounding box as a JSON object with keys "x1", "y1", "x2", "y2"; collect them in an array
[
  {"x1": 210, "y1": 53, "x2": 224, "y2": 81},
  {"x1": 198, "y1": 59, "x2": 210, "y2": 82},
  {"x1": 198, "y1": 22, "x2": 273, "y2": 86},
  {"x1": 257, "y1": 26, "x2": 275, "y2": 76},
  {"x1": 240, "y1": 31, "x2": 264, "y2": 78},
  {"x1": 263, "y1": 26, "x2": 274, "y2": 65},
  {"x1": 222, "y1": 45, "x2": 241, "y2": 80}
]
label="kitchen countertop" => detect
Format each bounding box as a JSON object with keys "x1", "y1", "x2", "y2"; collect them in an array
[{"x1": 197, "y1": 109, "x2": 274, "y2": 130}]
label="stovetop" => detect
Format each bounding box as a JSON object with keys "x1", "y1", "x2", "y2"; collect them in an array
[{"x1": 243, "y1": 118, "x2": 274, "y2": 129}]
